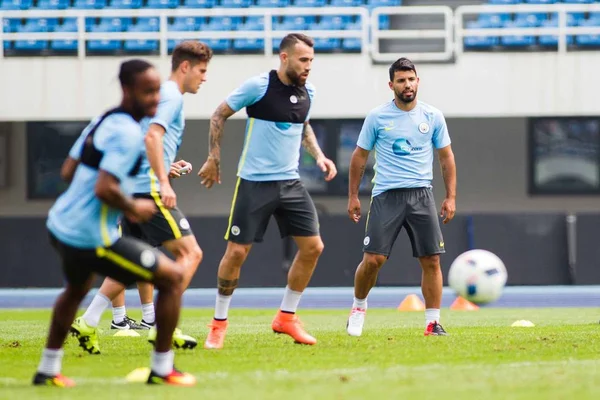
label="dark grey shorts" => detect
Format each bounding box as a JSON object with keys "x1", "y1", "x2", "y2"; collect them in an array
[
  {"x1": 225, "y1": 178, "x2": 320, "y2": 244},
  {"x1": 363, "y1": 187, "x2": 445, "y2": 258}
]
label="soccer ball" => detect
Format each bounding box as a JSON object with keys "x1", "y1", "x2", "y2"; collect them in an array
[{"x1": 448, "y1": 249, "x2": 508, "y2": 305}]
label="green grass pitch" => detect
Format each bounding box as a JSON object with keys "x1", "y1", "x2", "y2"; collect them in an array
[{"x1": 1, "y1": 308, "x2": 599, "y2": 399}]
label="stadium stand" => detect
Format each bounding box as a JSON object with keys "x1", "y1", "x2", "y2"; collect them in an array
[{"x1": 1, "y1": 0, "x2": 600, "y2": 57}]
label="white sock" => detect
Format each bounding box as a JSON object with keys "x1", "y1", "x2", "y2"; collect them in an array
[
  {"x1": 82, "y1": 293, "x2": 110, "y2": 328},
  {"x1": 37, "y1": 348, "x2": 64, "y2": 376},
  {"x1": 425, "y1": 308, "x2": 441, "y2": 327},
  {"x1": 280, "y1": 286, "x2": 302, "y2": 314},
  {"x1": 142, "y1": 303, "x2": 155, "y2": 324},
  {"x1": 112, "y1": 306, "x2": 126, "y2": 324},
  {"x1": 151, "y1": 350, "x2": 174, "y2": 377},
  {"x1": 352, "y1": 297, "x2": 367, "y2": 310},
  {"x1": 214, "y1": 294, "x2": 232, "y2": 320}
]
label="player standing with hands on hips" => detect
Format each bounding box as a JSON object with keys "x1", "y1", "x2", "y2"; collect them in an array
[{"x1": 346, "y1": 57, "x2": 457, "y2": 337}]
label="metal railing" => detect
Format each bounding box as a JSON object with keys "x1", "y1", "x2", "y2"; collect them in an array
[
  {"x1": 455, "y1": 3, "x2": 600, "y2": 55},
  {"x1": 2, "y1": 4, "x2": 600, "y2": 60},
  {"x1": 0, "y1": 7, "x2": 369, "y2": 58},
  {"x1": 371, "y1": 5, "x2": 453, "y2": 62}
]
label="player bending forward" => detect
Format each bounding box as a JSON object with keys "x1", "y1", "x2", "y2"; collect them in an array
[{"x1": 346, "y1": 57, "x2": 457, "y2": 337}]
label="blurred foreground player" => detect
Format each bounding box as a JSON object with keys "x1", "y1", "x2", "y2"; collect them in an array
[
  {"x1": 346, "y1": 57, "x2": 457, "y2": 337},
  {"x1": 198, "y1": 33, "x2": 337, "y2": 349},
  {"x1": 33, "y1": 60, "x2": 195, "y2": 387}
]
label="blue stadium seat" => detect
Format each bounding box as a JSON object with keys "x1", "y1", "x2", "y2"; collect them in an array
[
  {"x1": 345, "y1": 17, "x2": 362, "y2": 30},
  {"x1": 181, "y1": 0, "x2": 214, "y2": 7},
  {"x1": 71, "y1": 0, "x2": 107, "y2": 8},
  {"x1": 14, "y1": 19, "x2": 56, "y2": 51},
  {"x1": 293, "y1": 0, "x2": 325, "y2": 6},
  {"x1": 3, "y1": 18, "x2": 20, "y2": 51},
  {"x1": 342, "y1": 38, "x2": 361, "y2": 51},
  {"x1": 330, "y1": 0, "x2": 362, "y2": 6},
  {"x1": 274, "y1": 16, "x2": 314, "y2": 30},
  {"x1": 36, "y1": 0, "x2": 69, "y2": 9},
  {"x1": 205, "y1": 16, "x2": 242, "y2": 30},
  {"x1": 561, "y1": 0, "x2": 594, "y2": 4},
  {"x1": 51, "y1": 19, "x2": 78, "y2": 51},
  {"x1": 255, "y1": 0, "x2": 289, "y2": 7},
  {"x1": 464, "y1": 20, "x2": 499, "y2": 49},
  {"x1": 316, "y1": 15, "x2": 352, "y2": 30},
  {"x1": 524, "y1": 0, "x2": 556, "y2": 4},
  {"x1": 125, "y1": 18, "x2": 159, "y2": 52},
  {"x1": 515, "y1": 13, "x2": 547, "y2": 25},
  {"x1": 312, "y1": 37, "x2": 341, "y2": 51},
  {"x1": 366, "y1": 0, "x2": 402, "y2": 7},
  {"x1": 107, "y1": 0, "x2": 142, "y2": 9},
  {"x1": 201, "y1": 39, "x2": 230, "y2": 52},
  {"x1": 0, "y1": 0, "x2": 32, "y2": 10},
  {"x1": 240, "y1": 16, "x2": 264, "y2": 30},
  {"x1": 501, "y1": 18, "x2": 537, "y2": 47},
  {"x1": 217, "y1": 0, "x2": 251, "y2": 7},
  {"x1": 477, "y1": 14, "x2": 506, "y2": 28},
  {"x1": 132, "y1": 17, "x2": 159, "y2": 31},
  {"x1": 538, "y1": 18, "x2": 574, "y2": 46},
  {"x1": 233, "y1": 38, "x2": 264, "y2": 51},
  {"x1": 378, "y1": 15, "x2": 390, "y2": 30},
  {"x1": 549, "y1": 12, "x2": 584, "y2": 26},
  {"x1": 146, "y1": 0, "x2": 178, "y2": 8},
  {"x1": 169, "y1": 16, "x2": 205, "y2": 31},
  {"x1": 591, "y1": 12, "x2": 600, "y2": 21},
  {"x1": 575, "y1": 18, "x2": 600, "y2": 46},
  {"x1": 88, "y1": 18, "x2": 129, "y2": 52}
]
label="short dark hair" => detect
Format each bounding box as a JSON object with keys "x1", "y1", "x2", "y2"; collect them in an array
[
  {"x1": 119, "y1": 59, "x2": 154, "y2": 87},
  {"x1": 279, "y1": 33, "x2": 314, "y2": 53},
  {"x1": 389, "y1": 57, "x2": 417, "y2": 82},
  {"x1": 171, "y1": 40, "x2": 213, "y2": 72}
]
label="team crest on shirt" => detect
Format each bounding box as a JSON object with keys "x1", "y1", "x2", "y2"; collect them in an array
[
  {"x1": 418, "y1": 122, "x2": 430, "y2": 134},
  {"x1": 231, "y1": 225, "x2": 241, "y2": 236},
  {"x1": 289, "y1": 95, "x2": 298, "y2": 104},
  {"x1": 363, "y1": 236, "x2": 370, "y2": 246}
]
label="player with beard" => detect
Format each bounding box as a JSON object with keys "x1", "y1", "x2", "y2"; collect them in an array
[
  {"x1": 197, "y1": 33, "x2": 337, "y2": 349},
  {"x1": 345, "y1": 57, "x2": 457, "y2": 337}
]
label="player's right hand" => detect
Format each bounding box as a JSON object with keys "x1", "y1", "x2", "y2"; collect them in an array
[
  {"x1": 160, "y1": 182, "x2": 177, "y2": 209},
  {"x1": 348, "y1": 196, "x2": 361, "y2": 223},
  {"x1": 198, "y1": 157, "x2": 221, "y2": 189},
  {"x1": 128, "y1": 199, "x2": 157, "y2": 223}
]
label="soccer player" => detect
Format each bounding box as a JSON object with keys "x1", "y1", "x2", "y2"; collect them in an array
[
  {"x1": 345, "y1": 57, "x2": 457, "y2": 337},
  {"x1": 198, "y1": 33, "x2": 337, "y2": 349},
  {"x1": 70, "y1": 41, "x2": 212, "y2": 354},
  {"x1": 33, "y1": 59, "x2": 195, "y2": 387}
]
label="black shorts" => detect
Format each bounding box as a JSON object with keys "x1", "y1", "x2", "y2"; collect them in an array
[
  {"x1": 363, "y1": 187, "x2": 445, "y2": 258},
  {"x1": 49, "y1": 231, "x2": 161, "y2": 287},
  {"x1": 120, "y1": 193, "x2": 193, "y2": 247},
  {"x1": 225, "y1": 178, "x2": 320, "y2": 244}
]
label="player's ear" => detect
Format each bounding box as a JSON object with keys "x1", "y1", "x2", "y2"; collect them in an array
[
  {"x1": 181, "y1": 60, "x2": 190, "y2": 73},
  {"x1": 388, "y1": 81, "x2": 393, "y2": 91},
  {"x1": 279, "y1": 51, "x2": 288, "y2": 64}
]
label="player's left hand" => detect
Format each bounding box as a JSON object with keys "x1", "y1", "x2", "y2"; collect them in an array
[
  {"x1": 169, "y1": 160, "x2": 192, "y2": 179},
  {"x1": 317, "y1": 157, "x2": 337, "y2": 181},
  {"x1": 440, "y1": 197, "x2": 456, "y2": 224}
]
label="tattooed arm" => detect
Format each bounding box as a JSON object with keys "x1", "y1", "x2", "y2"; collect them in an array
[
  {"x1": 302, "y1": 122, "x2": 326, "y2": 162},
  {"x1": 198, "y1": 101, "x2": 236, "y2": 188},
  {"x1": 303, "y1": 121, "x2": 337, "y2": 181}
]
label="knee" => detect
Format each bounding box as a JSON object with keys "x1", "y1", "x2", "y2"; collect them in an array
[
  {"x1": 189, "y1": 244, "x2": 203, "y2": 268},
  {"x1": 363, "y1": 253, "x2": 386, "y2": 272},
  {"x1": 224, "y1": 243, "x2": 250, "y2": 266},
  {"x1": 419, "y1": 255, "x2": 441, "y2": 271},
  {"x1": 299, "y1": 237, "x2": 324, "y2": 260},
  {"x1": 155, "y1": 263, "x2": 185, "y2": 292}
]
